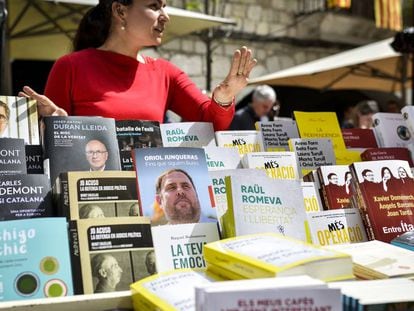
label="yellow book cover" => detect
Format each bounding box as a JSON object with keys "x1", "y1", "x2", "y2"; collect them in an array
[
  {"x1": 215, "y1": 130, "x2": 264, "y2": 155},
  {"x1": 130, "y1": 268, "x2": 220, "y2": 311},
  {"x1": 335, "y1": 149, "x2": 362, "y2": 165},
  {"x1": 294, "y1": 111, "x2": 346, "y2": 151},
  {"x1": 206, "y1": 262, "x2": 246, "y2": 280},
  {"x1": 203, "y1": 232, "x2": 354, "y2": 282}
]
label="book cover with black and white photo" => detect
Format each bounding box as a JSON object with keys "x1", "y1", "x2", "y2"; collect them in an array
[
  {"x1": 69, "y1": 217, "x2": 153, "y2": 294},
  {"x1": 42, "y1": 116, "x2": 121, "y2": 185},
  {"x1": 55, "y1": 170, "x2": 139, "y2": 220},
  {"x1": 0, "y1": 95, "x2": 39, "y2": 144},
  {"x1": 0, "y1": 174, "x2": 53, "y2": 220},
  {"x1": 115, "y1": 120, "x2": 162, "y2": 171},
  {"x1": 0, "y1": 138, "x2": 26, "y2": 175}
]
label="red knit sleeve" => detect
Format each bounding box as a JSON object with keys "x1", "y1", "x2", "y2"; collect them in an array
[
  {"x1": 44, "y1": 55, "x2": 74, "y2": 115},
  {"x1": 164, "y1": 60, "x2": 235, "y2": 131}
]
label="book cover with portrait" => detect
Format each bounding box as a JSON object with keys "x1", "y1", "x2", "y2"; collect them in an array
[
  {"x1": 68, "y1": 217, "x2": 153, "y2": 295},
  {"x1": 0, "y1": 95, "x2": 39, "y2": 145},
  {"x1": 0, "y1": 174, "x2": 53, "y2": 220},
  {"x1": 42, "y1": 116, "x2": 121, "y2": 185},
  {"x1": 0, "y1": 138, "x2": 27, "y2": 175},
  {"x1": 133, "y1": 147, "x2": 215, "y2": 226},
  {"x1": 55, "y1": 170, "x2": 139, "y2": 220},
  {"x1": 317, "y1": 165, "x2": 353, "y2": 210},
  {"x1": 160, "y1": 122, "x2": 216, "y2": 148},
  {"x1": 350, "y1": 159, "x2": 414, "y2": 243},
  {"x1": 115, "y1": 120, "x2": 163, "y2": 171},
  {"x1": 0, "y1": 218, "x2": 73, "y2": 302}
]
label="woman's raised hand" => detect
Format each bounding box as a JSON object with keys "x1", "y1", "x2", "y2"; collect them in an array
[
  {"x1": 213, "y1": 46, "x2": 257, "y2": 104},
  {"x1": 19, "y1": 86, "x2": 68, "y2": 117}
]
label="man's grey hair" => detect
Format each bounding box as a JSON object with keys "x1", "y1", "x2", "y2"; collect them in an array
[{"x1": 252, "y1": 85, "x2": 276, "y2": 103}]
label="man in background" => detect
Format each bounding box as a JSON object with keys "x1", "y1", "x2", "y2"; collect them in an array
[{"x1": 230, "y1": 85, "x2": 277, "y2": 130}]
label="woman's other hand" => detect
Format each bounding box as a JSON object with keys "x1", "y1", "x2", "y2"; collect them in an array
[
  {"x1": 213, "y1": 46, "x2": 257, "y2": 105},
  {"x1": 19, "y1": 86, "x2": 68, "y2": 117}
]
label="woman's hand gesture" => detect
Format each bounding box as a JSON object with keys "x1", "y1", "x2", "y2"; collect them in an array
[{"x1": 19, "y1": 86, "x2": 68, "y2": 117}]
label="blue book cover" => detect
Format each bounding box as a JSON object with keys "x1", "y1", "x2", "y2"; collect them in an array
[
  {"x1": 0, "y1": 217, "x2": 73, "y2": 302},
  {"x1": 133, "y1": 147, "x2": 215, "y2": 225}
]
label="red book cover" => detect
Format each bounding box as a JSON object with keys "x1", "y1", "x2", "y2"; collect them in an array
[
  {"x1": 350, "y1": 160, "x2": 414, "y2": 243},
  {"x1": 361, "y1": 147, "x2": 414, "y2": 167},
  {"x1": 341, "y1": 128, "x2": 378, "y2": 149},
  {"x1": 318, "y1": 165, "x2": 353, "y2": 210}
]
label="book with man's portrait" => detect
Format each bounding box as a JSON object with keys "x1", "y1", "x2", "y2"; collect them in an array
[
  {"x1": 69, "y1": 217, "x2": 153, "y2": 295},
  {"x1": 42, "y1": 116, "x2": 121, "y2": 185},
  {"x1": 0, "y1": 96, "x2": 39, "y2": 145}
]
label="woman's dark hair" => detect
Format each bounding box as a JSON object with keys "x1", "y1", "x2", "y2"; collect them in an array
[{"x1": 73, "y1": 0, "x2": 133, "y2": 51}]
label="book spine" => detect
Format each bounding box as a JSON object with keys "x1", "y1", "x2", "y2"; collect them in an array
[
  {"x1": 57, "y1": 173, "x2": 70, "y2": 219},
  {"x1": 68, "y1": 221, "x2": 84, "y2": 294}
]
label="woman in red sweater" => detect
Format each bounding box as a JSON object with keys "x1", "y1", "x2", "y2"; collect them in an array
[{"x1": 19, "y1": 0, "x2": 256, "y2": 131}]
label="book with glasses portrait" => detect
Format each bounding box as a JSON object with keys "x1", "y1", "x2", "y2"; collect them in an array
[
  {"x1": 41, "y1": 116, "x2": 121, "y2": 185},
  {"x1": 54, "y1": 170, "x2": 139, "y2": 220},
  {"x1": 0, "y1": 95, "x2": 39, "y2": 145},
  {"x1": 68, "y1": 217, "x2": 153, "y2": 295}
]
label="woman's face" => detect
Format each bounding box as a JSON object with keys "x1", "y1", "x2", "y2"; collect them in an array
[
  {"x1": 383, "y1": 169, "x2": 391, "y2": 180},
  {"x1": 122, "y1": 0, "x2": 170, "y2": 47}
]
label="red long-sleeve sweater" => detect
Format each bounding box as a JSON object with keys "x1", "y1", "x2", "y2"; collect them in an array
[{"x1": 44, "y1": 48, "x2": 234, "y2": 130}]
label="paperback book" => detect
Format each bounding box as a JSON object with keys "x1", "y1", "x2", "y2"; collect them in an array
[
  {"x1": 318, "y1": 165, "x2": 353, "y2": 209},
  {"x1": 133, "y1": 147, "x2": 215, "y2": 225},
  {"x1": 215, "y1": 130, "x2": 264, "y2": 155},
  {"x1": 293, "y1": 111, "x2": 346, "y2": 151},
  {"x1": 42, "y1": 116, "x2": 121, "y2": 185},
  {"x1": 361, "y1": 147, "x2": 414, "y2": 167},
  {"x1": 307, "y1": 208, "x2": 367, "y2": 246},
  {"x1": 160, "y1": 122, "x2": 216, "y2": 147},
  {"x1": 0, "y1": 95, "x2": 39, "y2": 145},
  {"x1": 130, "y1": 269, "x2": 218, "y2": 311},
  {"x1": 350, "y1": 160, "x2": 414, "y2": 243},
  {"x1": 241, "y1": 151, "x2": 300, "y2": 180},
  {"x1": 255, "y1": 119, "x2": 299, "y2": 151},
  {"x1": 0, "y1": 138, "x2": 26, "y2": 175},
  {"x1": 0, "y1": 218, "x2": 73, "y2": 302},
  {"x1": 203, "y1": 146, "x2": 241, "y2": 171},
  {"x1": 25, "y1": 145, "x2": 44, "y2": 174},
  {"x1": 222, "y1": 174, "x2": 308, "y2": 241},
  {"x1": 68, "y1": 217, "x2": 153, "y2": 294},
  {"x1": 301, "y1": 181, "x2": 323, "y2": 213},
  {"x1": 203, "y1": 232, "x2": 354, "y2": 282},
  {"x1": 341, "y1": 128, "x2": 378, "y2": 149},
  {"x1": 151, "y1": 222, "x2": 220, "y2": 272},
  {"x1": 115, "y1": 120, "x2": 162, "y2": 171},
  {"x1": 372, "y1": 112, "x2": 413, "y2": 148},
  {"x1": 55, "y1": 170, "x2": 139, "y2": 220},
  {"x1": 0, "y1": 174, "x2": 53, "y2": 220},
  {"x1": 390, "y1": 230, "x2": 414, "y2": 251}
]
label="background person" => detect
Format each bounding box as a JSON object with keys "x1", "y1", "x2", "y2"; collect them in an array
[
  {"x1": 91, "y1": 254, "x2": 123, "y2": 293},
  {"x1": 19, "y1": 0, "x2": 257, "y2": 131},
  {"x1": 229, "y1": 84, "x2": 277, "y2": 130},
  {"x1": 85, "y1": 139, "x2": 109, "y2": 171}
]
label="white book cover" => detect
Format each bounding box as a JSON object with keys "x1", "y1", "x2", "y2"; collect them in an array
[
  {"x1": 0, "y1": 96, "x2": 39, "y2": 144},
  {"x1": 301, "y1": 181, "x2": 323, "y2": 213},
  {"x1": 289, "y1": 138, "x2": 336, "y2": 174},
  {"x1": 209, "y1": 169, "x2": 267, "y2": 235},
  {"x1": 224, "y1": 174, "x2": 308, "y2": 241},
  {"x1": 307, "y1": 208, "x2": 367, "y2": 246},
  {"x1": 256, "y1": 119, "x2": 299, "y2": 151},
  {"x1": 151, "y1": 223, "x2": 220, "y2": 272},
  {"x1": 402, "y1": 105, "x2": 414, "y2": 139},
  {"x1": 160, "y1": 122, "x2": 215, "y2": 147},
  {"x1": 214, "y1": 130, "x2": 264, "y2": 156},
  {"x1": 372, "y1": 112, "x2": 413, "y2": 148},
  {"x1": 203, "y1": 146, "x2": 241, "y2": 171},
  {"x1": 199, "y1": 287, "x2": 342, "y2": 311},
  {"x1": 242, "y1": 151, "x2": 300, "y2": 180}
]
